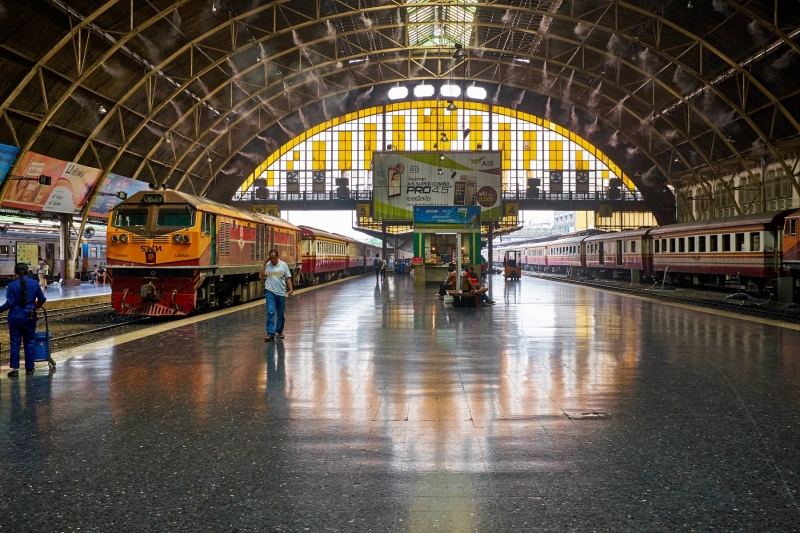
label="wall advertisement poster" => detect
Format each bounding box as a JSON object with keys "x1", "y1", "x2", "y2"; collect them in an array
[
  {"x1": 0, "y1": 143, "x2": 20, "y2": 187},
  {"x1": 372, "y1": 151, "x2": 502, "y2": 221},
  {"x1": 89, "y1": 173, "x2": 150, "y2": 218},
  {"x1": 1, "y1": 152, "x2": 102, "y2": 214}
]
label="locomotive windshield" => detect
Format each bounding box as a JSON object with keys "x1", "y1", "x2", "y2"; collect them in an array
[
  {"x1": 157, "y1": 206, "x2": 196, "y2": 228},
  {"x1": 113, "y1": 208, "x2": 148, "y2": 228}
]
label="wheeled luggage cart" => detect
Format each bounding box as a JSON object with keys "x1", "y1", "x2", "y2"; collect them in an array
[{"x1": 33, "y1": 307, "x2": 56, "y2": 371}]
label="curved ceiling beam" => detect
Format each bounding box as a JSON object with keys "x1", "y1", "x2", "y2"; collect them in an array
[
  {"x1": 618, "y1": 1, "x2": 800, "y2": 134},
  {"x1": 0, "y1": 0, "x2": 121, "y2": 114},
  {"x1": 82, "y1": 3, "x2": 764, "y2": 192},
  {"x1": 155, "y1": 26, "x2": 746, "y2": 209},
  {"x1": 721, "y1": 1, "x2": 800, "y2": 58},
  {"x1": 0, "y1": 0, "x2": 194, "y2": 201}
]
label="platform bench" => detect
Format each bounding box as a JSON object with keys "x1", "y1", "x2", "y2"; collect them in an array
[{"x1": 447, "y1": 290, "x2": 480, "y2": 308}]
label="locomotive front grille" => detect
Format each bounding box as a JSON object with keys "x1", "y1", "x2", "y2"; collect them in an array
[{"x1": 132, "y1": 235, "x2": 171, "y2": 243}]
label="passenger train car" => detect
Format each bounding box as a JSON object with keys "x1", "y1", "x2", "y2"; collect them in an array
[
  {"x1": 299, "y1": 226, "x2": 384, "y2": 285},
  {"x1": 493, "y1": 209, "x2": 798, "y2": 292},
  {"x1": 0, "y1": 221, "x2": 106, "y2": 282},
  {"x1": 107, "y1": 189, "x2": 302, "y2": 316}
]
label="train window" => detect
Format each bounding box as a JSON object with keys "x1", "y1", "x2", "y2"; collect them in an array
[
  {"x1": 793, "y1": 219, "x2": 798, "y2": 236},
  {"x1": 631, "y1": 240, "x2": 636, "y2": 253},
  {"x1": 669, "y1": 238, "x2": 676, "y2": 253},
  {"x1": 698, "y1": 236, "x2": 706, "y2": 252},
  {"x1": 710, "y1": 235, "x2": 718, "y2": 252},
  {"x1": 688, "y1": 237, "x2": 695, "y2": 253},
  {"x1": 661, "y1": 239, "x2": 667, "y2": 252},
  {"x1": 678, "y1": 238, "x2": 685, "y2": 253},
  {"x1": 735, "y1": 233, "x2": 745, "y2": 252},
  {"x1": 722, "y1": 234, "x2": 731, "y2": 252},
  {"x1": 113, "y1": 208, "x2": 148, "y2": 227},
  {"x1": 90, "y1": 247, "x2": 98, "y2": 258},
  {"x1": 654, "y1": 240, "x2": 660, "y2": 253},
  {"x1": 750, "y1": 233, "x2": 760, "y2": 252},
  {"x1": 157, "y1": 207, "x2": 195, "y2": 228},
  {"x1": 0, "y1": 245, "x2": 7, "y2": 257}
]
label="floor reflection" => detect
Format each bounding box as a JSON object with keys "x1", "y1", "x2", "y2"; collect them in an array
[{"x1": 1, "y1": 274, "x2": 800, "y2": 531}]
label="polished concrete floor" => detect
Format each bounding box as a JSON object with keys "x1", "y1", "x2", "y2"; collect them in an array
[{"x1": 1, "y1": 274, "x2": 799, "y2": 531}]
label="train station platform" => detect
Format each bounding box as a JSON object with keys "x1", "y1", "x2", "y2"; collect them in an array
[
  {"x1": 0, "y1": 282, "x2": 110, "y2": 303},
  {"x1": 1, "y1": 274, "x2": 799, "y2": 530}
]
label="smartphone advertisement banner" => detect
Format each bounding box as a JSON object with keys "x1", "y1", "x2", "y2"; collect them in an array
[
  {"x1": 1, "y1": 152, "x2": 102, "y2": 214},
  {"x1": 372, "y1": 151, "x2": 502, "y2": 221},
  {"x1": 0, "y1": 143, "x2": 20, "y2": 187},
  {"x1": 89, "y1": 173, "x2": 150, "y2": 218}
]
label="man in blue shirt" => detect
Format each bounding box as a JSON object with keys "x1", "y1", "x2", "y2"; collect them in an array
[
  {"x1": 1, "y1": 263, "x2": 47, "y2": 376},
  {"x1": 259, "y1": 249, "x2": 294, "y2": 342}
]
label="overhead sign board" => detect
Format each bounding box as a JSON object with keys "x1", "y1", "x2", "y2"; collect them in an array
[
  {"x1": 1, "y1": 152, "x2": 102, "y2": 214},
  {"x1": 0, "y1": 143, "x2": 20, "y2": 187},
  {"x1": 413, "y1": 206, "x2": 481, "y2": 232},
  {"x1": 372, "y1": 151, "x2": 502, "y2": 221},
  {"x1": 253, "y1": 204, "x2": 281, "y2": 217},
  {"x1": 89, "y1": 173, "x2": 150, "y2": 218}
]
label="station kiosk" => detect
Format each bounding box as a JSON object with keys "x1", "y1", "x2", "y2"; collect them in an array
[{"x1": 410, "y1": 206, "x2": 482, "y2": 286}]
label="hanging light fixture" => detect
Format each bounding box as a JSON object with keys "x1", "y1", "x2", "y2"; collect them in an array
[
  {"x1": 207, "y1": 154, "x2": 212, "y2": 163},
  {"x1": 446, "y1": 100, "x2": 457, "y2": 112},
  {"x1": 440, "y1": 132, "x2": 449, "y2": 143},
  {"x1": 438, "y1": 168, "x2": 443, "y2": 175},
  {"x1": 452, "y1": 43, "x2": 465, "y2": 60},
  {"x1": 97, "y1": 104, "x2": 108, "y2": 115},
  {"x1": 462, "y1": 128, "x2": 471, "y2": 139},
  {"x1": 439, "y1": 153, "x2": 446, "y2": 161}
]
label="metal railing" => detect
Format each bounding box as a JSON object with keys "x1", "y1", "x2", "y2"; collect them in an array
[
  {"x1": 501, "y1": 189, "x2": 643, "y2": 202},
  {"x1": 232, "y1": 188, "x2": 645, "y2": 204},
  {"x1": 232, "y1": 190, "x2": 373, "y2": 202}
]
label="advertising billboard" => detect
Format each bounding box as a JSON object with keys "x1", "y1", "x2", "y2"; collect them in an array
[
  {"x1": 0, "y1": 143, "x2": 20, "y2": 187},
  {"x1": 89, "y1": 173, "x2": 150, "y2": 218},
  {"x1": 372, "y1": 151, "x2": 502, "y2": 221},
  {"x1": 413, "y1": 206, "x2": 482, "y2": 232},
  {"x1": 1, "y1": 152, "x2": 102, "y2": 214}
]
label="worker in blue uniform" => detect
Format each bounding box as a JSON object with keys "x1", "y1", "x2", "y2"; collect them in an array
[{"x1": 1, "y1": 263, "x2": 46, "y2": 377}]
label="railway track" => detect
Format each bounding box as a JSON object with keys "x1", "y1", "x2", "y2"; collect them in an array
[
  {"x1": 521, "y1": 271, "x2": 800, "y2": 324},
  {"x1": 0, "y1": 302, "x2": 112, "y2": 325}
]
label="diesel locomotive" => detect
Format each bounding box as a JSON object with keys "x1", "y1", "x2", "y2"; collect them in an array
[{"x1": 106, "y1": 190, "x2": 301, "y2": 315}]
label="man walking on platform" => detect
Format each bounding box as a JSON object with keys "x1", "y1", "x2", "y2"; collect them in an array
[
  {"x1": 374, "y1": 254, "x2": 381, "y2": 281},
  {"x1": 260, "y1": 249, "x2": 293, "y2": 342}
]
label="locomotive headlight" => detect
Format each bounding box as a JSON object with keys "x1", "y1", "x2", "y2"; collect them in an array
[
  {"x1": 119, "y1": 234, "x2": 129, "y2": 243},
  {"x1": 173, "y1": 234, "x2": 182, "y2": 243},
  {"x1": 112, "y1": 235, "x2": 118, "y2": 243},
  {"x1": 182, "y1": 235, "x2": 190, "y2": 243}
]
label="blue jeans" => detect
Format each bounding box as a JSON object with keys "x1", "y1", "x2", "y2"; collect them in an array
[
  {"x1": 8, "y1": 316, "x2": 36, "y2": 370},
  {"x1": 265, "y1": 291, "x2": 286, "y2": 336}
]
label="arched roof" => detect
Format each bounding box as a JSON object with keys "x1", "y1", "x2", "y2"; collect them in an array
[{"x1": 0, "y1": 0, "x2": 798, "y2": 224}]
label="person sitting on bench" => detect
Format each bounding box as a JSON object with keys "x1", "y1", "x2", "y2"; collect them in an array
[
  {"x1": 467, "y1": 266, "x2": 495, "y2": 307},
  {"x1": 437, "y1": 265, "x2": 457, "y2": 300}
]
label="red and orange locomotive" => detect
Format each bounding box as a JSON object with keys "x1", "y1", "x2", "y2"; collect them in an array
[{"x1": 106, "y1": 190, "x2": 301, "y2": 315}]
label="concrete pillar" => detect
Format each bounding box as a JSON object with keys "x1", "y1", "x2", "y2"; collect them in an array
[
  {"x1": 413, "y1": 264, "x2": 426, "y2": 286},
  {"x1": 488, "y1": 224, "x2": 494, "y2": 273},
  {"x1": 381, "y1": 222, "x2": 387, "y2": 264},
  {"x1": 776, "y1": 277, "x2": 794, "y2": 304},
  {"x1": 61, "y1": 214, "x2": 80, "y2": 286}
]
